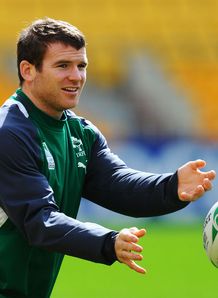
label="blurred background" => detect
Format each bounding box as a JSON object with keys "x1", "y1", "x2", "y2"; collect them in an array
[
  {"x1": 1, "y1": 0, "x2": 218, "y2": 222},
  {"x1": 1, "y1": 1, "x2": 218, "y2": 296}
]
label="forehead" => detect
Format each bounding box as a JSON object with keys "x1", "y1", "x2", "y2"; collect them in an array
[{"x1": 43, "y1": 42, "x2": 87, "y2": 63}]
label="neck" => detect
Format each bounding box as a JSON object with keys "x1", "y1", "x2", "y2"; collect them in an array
[{"x1": 21, "y1": 85, "x2": 62, "y2": 120}]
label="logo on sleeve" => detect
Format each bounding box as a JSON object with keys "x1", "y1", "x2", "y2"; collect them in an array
[{"x1": 42, "y1": 142, "x2": 55, "y2": 170}]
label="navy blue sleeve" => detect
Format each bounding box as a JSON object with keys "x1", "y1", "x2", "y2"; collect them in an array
[
  {"x1": 0, "y1": 105, "x2": 117, "y2": 264},
  {"x1": 83, "y1": 126, "x2": 189, "y2": 217}
]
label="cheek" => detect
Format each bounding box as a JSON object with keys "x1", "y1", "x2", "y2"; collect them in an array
[{"x1": 82, "y1": 73, "x2": 87, "y2": 84}]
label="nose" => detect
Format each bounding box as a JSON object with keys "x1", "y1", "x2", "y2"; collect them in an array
[{"x1": 68, "y1": 66, "x2": 82, "y2": 81}]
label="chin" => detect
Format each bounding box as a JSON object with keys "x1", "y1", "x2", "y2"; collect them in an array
[{"x1": 66, "y1": 100, "x2": 79, "y2": 110}]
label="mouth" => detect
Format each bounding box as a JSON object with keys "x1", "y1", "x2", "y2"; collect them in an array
[{"x1": 62, "y1": 87, "x2": 79, "y2": 94}]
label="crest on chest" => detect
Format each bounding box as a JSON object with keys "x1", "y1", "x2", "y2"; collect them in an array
[{"x1": 71, "y1": 136, "x2": 87, "y2": 173}]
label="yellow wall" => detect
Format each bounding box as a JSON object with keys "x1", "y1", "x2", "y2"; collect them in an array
[{"x1": 1, "y1": 0, "x2": 218, "y2": 137}]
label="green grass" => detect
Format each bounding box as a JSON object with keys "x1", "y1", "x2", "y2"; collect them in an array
[{"x1": 51, "y1": 223, "x2": 218, "y2": 298}]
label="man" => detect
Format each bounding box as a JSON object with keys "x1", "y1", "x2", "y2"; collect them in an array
[{"x1": 0, "y1": 18, "x2": 215, "y2": 298}]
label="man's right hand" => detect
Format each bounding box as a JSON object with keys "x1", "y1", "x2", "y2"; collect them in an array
[{"x1": 114, "y1": 227, "x2": 146, "y2": 274}]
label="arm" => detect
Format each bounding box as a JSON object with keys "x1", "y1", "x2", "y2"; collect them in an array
[
  {"x1": 0, "y1": 119, "x2": 117, "y2": 265},
  {"x1": 83, "y1": 127, "x2": 216, "y2": 217},
  {"x1": 83, "y1": 129, "x2": 188, "y2": 217},
  {"x1": 113, "y1": 159, "x2": 217, "y2": 275}
]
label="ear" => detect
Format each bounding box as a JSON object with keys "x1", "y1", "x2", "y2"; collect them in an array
[{"x1": 19, "y1": 60, "x2": 36, "y2": 82}]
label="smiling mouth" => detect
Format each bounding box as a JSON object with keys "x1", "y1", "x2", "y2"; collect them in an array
[{"x1": 62, "y1": 87, "x2": 79, "y2": 93}]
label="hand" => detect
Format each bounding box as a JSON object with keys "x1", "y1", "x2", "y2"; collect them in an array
[
  {"x1": 114, "y1": 227, "x2": 146, "y2": 274},
  {"x1": 177, "y1": 159, "x2": 216, "y2": 201}
]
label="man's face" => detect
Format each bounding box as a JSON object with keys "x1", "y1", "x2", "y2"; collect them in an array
[{"x1": 28, "y1": 42, "x2": 88, "y2": 118}]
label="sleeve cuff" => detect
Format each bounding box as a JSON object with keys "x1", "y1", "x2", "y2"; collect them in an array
[
  {"x1": 167, "y1": 171, "x2": 190, "y2": 208},
  {"x1": 101, "y1": 231, "x2": 118, "y2": 265}
]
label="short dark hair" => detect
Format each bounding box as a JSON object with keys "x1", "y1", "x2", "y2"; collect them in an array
[{"x1": 17, "y1": 17, "x2": 86, "y2": 85}]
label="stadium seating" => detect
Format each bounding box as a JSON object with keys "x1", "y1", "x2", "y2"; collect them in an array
[{"x1": 0, "y1": 0, "x2": 218, "y2": 137}]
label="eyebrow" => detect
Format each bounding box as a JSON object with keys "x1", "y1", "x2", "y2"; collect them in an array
[{"x1": 53, "y1": 59, "x2": 88, "y2": 66}]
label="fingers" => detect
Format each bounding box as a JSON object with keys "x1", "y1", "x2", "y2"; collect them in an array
[
  {"x1": 204, "y1": 170, "x2": 216, "y2": 180},
  {"x1": 191, "y1": 159, "x2": 216, "y2": 179},
  {"x1": 115, "y1": 227, "x2": 146, "y2": 275},
  {"x1": 179, "y1": 185, "x2": 204, "y2": 201},
  {"x1": 125, "y1": 260, "x2": 146, "y2": 274},
  {"x1": 132, "y1": 228, "x2": 146, "y2": 238},
  {"x1": 178, "y1": 159, "x2": 216, "y2": 202},
  {"x1": 203, "y1": 178, "x2": 213, "y2": 191},
  {"x1": 119, "y1": 249, "x2": 143, "y2": 261},
  {"x1": 180, "y1": 178, "x2": 213, "y2": 201},
  {"x1": 118, "y1": 227, "x2": 146, "y2": 243},
  {"x1": 121, "y1": 240, "x2": 143, "y2": 252},
  {"x1": 190, "y1": 160, "x2": 216, "y2": 181},
  {"x1": 190, "y1": 159, "x2": 206, "y2": 170}
]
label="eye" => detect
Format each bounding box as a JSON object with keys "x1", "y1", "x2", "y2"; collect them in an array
[
  {"x1": 78, "y1": 63, "x2": 87, "y2": 70},
  {"x1": 58, "y1": 63, "x2": 68, "y2": 69}
]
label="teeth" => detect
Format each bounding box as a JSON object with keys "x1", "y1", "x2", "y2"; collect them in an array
[{"x1": 63, "y1": 87, "x2": 78, "y2": 92}]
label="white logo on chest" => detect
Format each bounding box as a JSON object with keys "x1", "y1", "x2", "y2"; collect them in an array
[
  {"x1": 77, "y1": 161, "x2": 87, "y2": 173},
  {"x1": 71, "y1": 137, "x2": 86, "y2": 158}
]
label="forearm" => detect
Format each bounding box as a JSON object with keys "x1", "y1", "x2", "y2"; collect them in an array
[
  {"x1": 25, "y1": 209, "x2": 118, "y2": 264},
  {"x1": 83, "y1": 168, "x2": 189, "y2": 218},
  {"x1": 82, "y1": 129, "x2": 189, "y2": 218},
  {"x1": 0, "y1": 196, "x2": 118, "y2": 265}
]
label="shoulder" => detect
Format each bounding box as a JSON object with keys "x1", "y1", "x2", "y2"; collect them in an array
[
  {"x1": 0, "y1": 97, "x2": 40, "y2": 156},
  {"x1": 1, "y1": 97, "x2": 34, "y2": 131},
  {"x1": 65, "y1": 109, "x2": 96, "y2": 129},
  {"x1": 65, "y1": 109, "x2": 104, "y2": 143}
]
